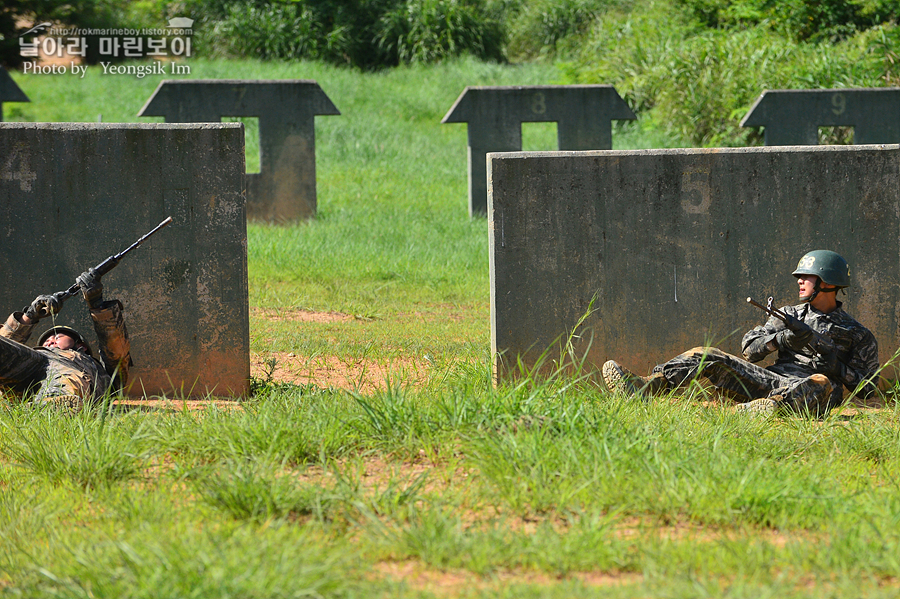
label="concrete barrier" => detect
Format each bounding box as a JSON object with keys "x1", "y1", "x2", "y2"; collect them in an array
[
  {"x1": 139, "y1": 79, "x2": 340, "y2": 222},
  {"x1": 443, "y1": 85, "x2": 635, "y2": 216},
  {"x1": 741, "y1": 88, "x2": 900, "y2": 145},
  {"x1": 0, "y1": 122, "x2": 249, "y2": 397},
  {"x1": 0, "y1": 67, "x2": 29, "y2": 122},
  {"x1": 488, "y1": 145, "x2": 900, "y2": 384}
]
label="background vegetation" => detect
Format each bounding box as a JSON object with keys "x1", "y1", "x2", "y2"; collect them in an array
[{"x1": 6, "y1": 0, "x2": 900, "y2": 144}]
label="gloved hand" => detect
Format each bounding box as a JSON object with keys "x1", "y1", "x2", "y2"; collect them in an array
[
  {"x1": 812, "y1": 349, "x2": 845, "y2": 379},
  {"x1": 775, "y1": 316, "x2": 814, "y2": 352},
  {"x1": 76, "y1": 268, "x2": 103, "y2": 308},
  {"x1": 24, "y1": 293, "x2": 63, "y2": 321}
]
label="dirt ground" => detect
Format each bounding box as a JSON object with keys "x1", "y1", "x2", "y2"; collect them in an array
[
  {"x1": 249, "y1": 350, "x2": 429, "y2": 393},
  {"x1": 249, "y1": 307, "x2": 432, "y2": 394},
  {"x1": 113, "y1": 308, "x2": 430, "y2": 411}
]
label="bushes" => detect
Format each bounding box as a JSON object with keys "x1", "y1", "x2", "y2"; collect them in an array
[
  {"x1": 188, "y1": 0, "x2": 625, "y2": 67},
  {"x1": 7, "y1": 0, "x2": 900, "y2": 147},
  {"x1": 563, "y1": 2, "x2": 900, "y2": 146},
  {"x1": 504, "y1": 0, "x2": 630, "y2": 60},
  {"x1": 193, "y1": 0, "x2": 504, "y2": 68},
  {"x1": 676, "y1": 0, "x2": 900, "y2": 42},
  {"x1": 377, "y1": 0, "x2": 505, "y2": 65},
  {"x1": 204, "y1": 2, "x2": 353, "y2": 63}
]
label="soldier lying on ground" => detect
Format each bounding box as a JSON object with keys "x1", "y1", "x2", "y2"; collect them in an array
[
  {"x1": 602, "y1": 250, "x2": 880, "y2": 416},
  {"x1": 0, "y1": 268, "x2": 131, "y2": 411}
]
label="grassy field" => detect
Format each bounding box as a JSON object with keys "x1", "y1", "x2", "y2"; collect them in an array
[{"x1": 3, "y1": 57, "x2": 900, "y2": 597}]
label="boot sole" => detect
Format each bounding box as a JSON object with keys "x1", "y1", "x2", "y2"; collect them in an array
[{"x1": 602, "y1": 360, "x2": 639, "y2": 396}]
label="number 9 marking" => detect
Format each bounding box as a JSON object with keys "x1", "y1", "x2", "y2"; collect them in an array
[{"x1": 831, "y1": 93, "x2": 846, "y2": 116}]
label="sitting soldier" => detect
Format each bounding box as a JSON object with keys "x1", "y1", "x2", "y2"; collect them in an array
[
  {"x1": 0, "y1": 268, "x2": 131, "y2": 411},
  {"x1": 602, "y1": 250, "x2": 880, "y2": 416}
]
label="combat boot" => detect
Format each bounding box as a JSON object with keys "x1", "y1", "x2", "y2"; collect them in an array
[
  {"x1": 38, "y1": 394, "x2": 83, "y2": 414},
  {"x1": 602, "y1": 360, "x2": 669, "y2": 398},
  {"x1": 733, "y1": 395, "x2": 784, "y2": 416}
]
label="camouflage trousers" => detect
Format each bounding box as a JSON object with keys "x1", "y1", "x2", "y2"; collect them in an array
[
  {"x1": 651, "y1": 347, "x2": 835, "y2": 415},
  {"x1": 0, "y1": 334, "x2": 48, "y2": 394},
  {"x1": 0, "y1": 335, "x2": 101, "y2": 403}
]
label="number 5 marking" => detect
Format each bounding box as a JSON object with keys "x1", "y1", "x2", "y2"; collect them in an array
[{"x1": 681, "y1": 168, "x2": 711, "y2": 214}]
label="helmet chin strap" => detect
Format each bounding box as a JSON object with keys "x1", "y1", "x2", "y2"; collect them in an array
[{"x1": 800, "y1": 279, "x2": 839, "y2": 304}]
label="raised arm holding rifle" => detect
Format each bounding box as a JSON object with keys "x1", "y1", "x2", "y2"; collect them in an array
[
  {"x1": 0, "y1": 217, "x2": 172, "y2": 412},
  {"x1": 602, "y1": 250, "x2": 880, "y2": 416}
]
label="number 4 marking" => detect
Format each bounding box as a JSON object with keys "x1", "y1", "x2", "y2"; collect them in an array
[{"x1": 1, "y1": 145, "x2": 37, "y2": 192}]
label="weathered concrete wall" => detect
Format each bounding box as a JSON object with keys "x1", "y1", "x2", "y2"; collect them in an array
[
  {"x1": 139, "y1": 79, "x2": 340, "y2": 222},
  {"x1": 442, "y1": 85, "x2": 635, "y2": 216},
  {"x1": 489, "y1": 145, "x2": 900, "y2": 383},
  {"x1": 741, "y1": 89, "x2": 900, "y2": 145},
  {"x1": 0, "y1": 122, "x2": 249, "y2": 397}
]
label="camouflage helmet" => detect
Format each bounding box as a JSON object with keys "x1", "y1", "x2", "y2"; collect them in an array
[
  {"x1": 37, "y1": 326, "x2": 93, "y2": 356},
  {"x1": 792, "y1": 250, "x2": 850, "y2": 288}
]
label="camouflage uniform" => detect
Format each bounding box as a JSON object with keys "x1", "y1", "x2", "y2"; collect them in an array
[
  {"x1": 0, "y1": 299, "x2": 130, "y2": 406},
  {"x1": 650, "y1": 301, "x2": 879, "y2": 415}
]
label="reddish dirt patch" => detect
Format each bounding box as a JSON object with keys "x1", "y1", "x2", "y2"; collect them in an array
[
  {"x1": 113, "y1": 397, "x2": 242, "y2": 412},
  {"x1": 251, "y1": 307, "x2": 430, "y2": 392},
  {"x1": 251, "y1": 307, "x2": 355, "y2": 324},
  {"x1": 251, "y1": 350, "x2": 430, "y2": 394},
  {"x1": 371, "y1": 560, "x2": 642, "y2": 594}
]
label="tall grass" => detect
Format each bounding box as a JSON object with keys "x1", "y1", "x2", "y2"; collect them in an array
[
  {"x1": 1, "y1": 371, "x2": 900, "y2": 595},
  {"x1": 0, "y1": 404, "x2": 152, "y2": 489},
  {"x1": 146, "y1": 388, "x2": 356, "y2": 465},
  {"x1": 0, "y1": 490, "x2": 364, "y2": 597}
]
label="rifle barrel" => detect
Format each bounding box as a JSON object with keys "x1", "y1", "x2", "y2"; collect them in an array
[
  {"x1": 56, "y1": 216, "x2": 173, "y2": 300},
  {"x1": 746, "y1": 297, "x2": 789, "y2": 323},
  {"x1": 115, "y1": 216, "x2": 173, "y2": 260}
]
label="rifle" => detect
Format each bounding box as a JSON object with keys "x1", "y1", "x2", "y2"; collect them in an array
[
  {"x1": 24, "y1": 217, "x2": 173, "y2": 319},
  {"x1": 746, "y1": 296, "x2": 835, "y2": 356},
  {"x1": 24, "y1": 216, "x2": 172, "y2": 316},
  {"x1": 52, "y1": 216, "x2": 174, "y2": 301}
]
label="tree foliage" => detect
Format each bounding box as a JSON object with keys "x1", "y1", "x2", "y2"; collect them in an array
[
  {"x1": 677, "y1": 0, "x2": 900, "y2": 42},
  {"x1": 6, "y1": 0, "x2": 900, "y2": 149},
  {"x1": 1, "y1": 0, "x2": 129, "y2": 67}
]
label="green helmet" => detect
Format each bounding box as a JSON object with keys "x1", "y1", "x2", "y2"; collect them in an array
[
  {"x1": 792, "y1": 250, "x2": 850, "y2": 288},
  {"x1": 37, "y1": 326, "x2": 93, "y2": 356}
]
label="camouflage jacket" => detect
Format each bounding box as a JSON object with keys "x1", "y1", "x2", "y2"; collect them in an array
[
  {"x1": 0, "y1": 299, "x2": 131, "y2": 402},
  {"x1": 741, "y1": 301, "x2": 880, "y2": 398}
]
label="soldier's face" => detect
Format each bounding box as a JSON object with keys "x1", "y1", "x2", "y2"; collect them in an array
[
  {"x1": 42, "y1": 333, "x2": 77, "y2": 350},
  {"x1": 797, "y1": 275, "x2": 818, "y2": 300},
  {"x1": 797, "y1": 275, "x2": 835, "y2": 300}
]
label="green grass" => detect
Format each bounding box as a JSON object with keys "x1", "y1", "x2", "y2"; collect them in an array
[
  {"x1": 0, "y1": 403, "x2": 151, "y2": 490},
  {"x1": 5, "y1": 56, "x2": 900, "y2": 597},
  {"x1": 4, "y1": 385, "x2": 900, "y2": 596}
]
